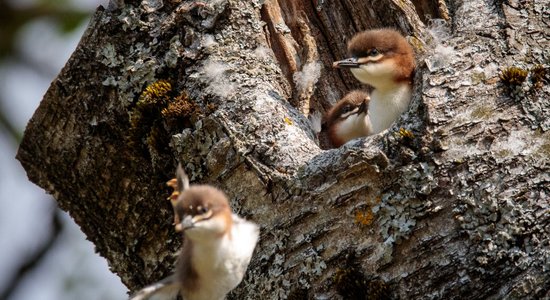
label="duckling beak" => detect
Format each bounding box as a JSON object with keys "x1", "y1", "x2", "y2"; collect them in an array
[
  {"x1": 333, "y1": 57, "x2": 360, "y2": 68},
  {"x1": 358, "y1": 100, "x2": 368, "y2": 115}
]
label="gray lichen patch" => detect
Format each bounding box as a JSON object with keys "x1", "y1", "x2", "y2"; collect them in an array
[
  {"x1": 170, "y1": 117, "x2": 234, "y2": 181},
  {"x1": 445, "y1": 122, "x2": 549, "y2": 285},
  {"x1": 95, "y1": 4, "x2": 193, "y2": 111},
  {"x1": 236, "y1": 228, "x2": 292, "y2": 300},
  {"x1": 296, "y1": 246, "x2": 327, "y2": 288},
  {"x1": 164, "y1": 35, "x2": 183, "y2": 68},
  {"x1": 371, "y1": 162, "x2": 437, "y2": 261},
  {"x1": 442, "y1": 124, "x2": 548, "y2": 276},
  {"x1": 453, "y1": 163, "x2": 549, "y2": 272}
]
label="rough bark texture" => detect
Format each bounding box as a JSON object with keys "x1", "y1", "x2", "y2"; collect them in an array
[{"x1": 17, "y1": 0, "x2": 549, "y2": 299}]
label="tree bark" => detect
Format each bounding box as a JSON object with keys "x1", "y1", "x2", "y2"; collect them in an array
[{"x1": 17, "y1": 0, "x2": 549, "y2": 299}]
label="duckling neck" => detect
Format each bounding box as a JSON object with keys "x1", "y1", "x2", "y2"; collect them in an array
[{"x1": 369, "y1": 83, "x2": 412, "y2": 134}]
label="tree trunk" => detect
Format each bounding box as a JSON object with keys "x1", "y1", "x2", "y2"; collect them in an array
[{"x1": 17, "y1": 0, "x2": 550, "y2": 299}]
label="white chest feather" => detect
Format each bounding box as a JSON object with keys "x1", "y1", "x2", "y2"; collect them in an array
[
  {"x1": 184, "y1": 216, "x2": 259, "y2": 300},
  {"x1": 334, "y1": 113, "x2": 372, "y2": 143},
  {"x1": 369, "y1": 84, "x2": 411, "y2": 134}
]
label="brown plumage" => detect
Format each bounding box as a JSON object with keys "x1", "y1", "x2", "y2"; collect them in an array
[
  {"x1": 173, "y1": 185, "x2": 233, "y2": 236},
  {"x1": 324, "y1": 90, "x2": 372, "y2": 147},
  {"x1": 346, "y1": 28, "x2": 415, "y2": 84}
]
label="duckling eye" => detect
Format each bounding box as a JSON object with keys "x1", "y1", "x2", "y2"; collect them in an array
[
  {"x1": 370, "y1": 49, "x2": 379, "y2": 56},
  {"x1": 197, "y1": 206, "x2": 209, "y2": 214},
  {"x1": 341, "y1": 106, "x2": 352, "y2": 114}
]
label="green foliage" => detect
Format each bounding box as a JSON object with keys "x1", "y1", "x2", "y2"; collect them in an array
[
  {"x1": 56, "y1": 13, "x2": 89, "y2": 34},
  {"x1": 0, "y1": 2, "x2": 89, "y2": 58}
]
